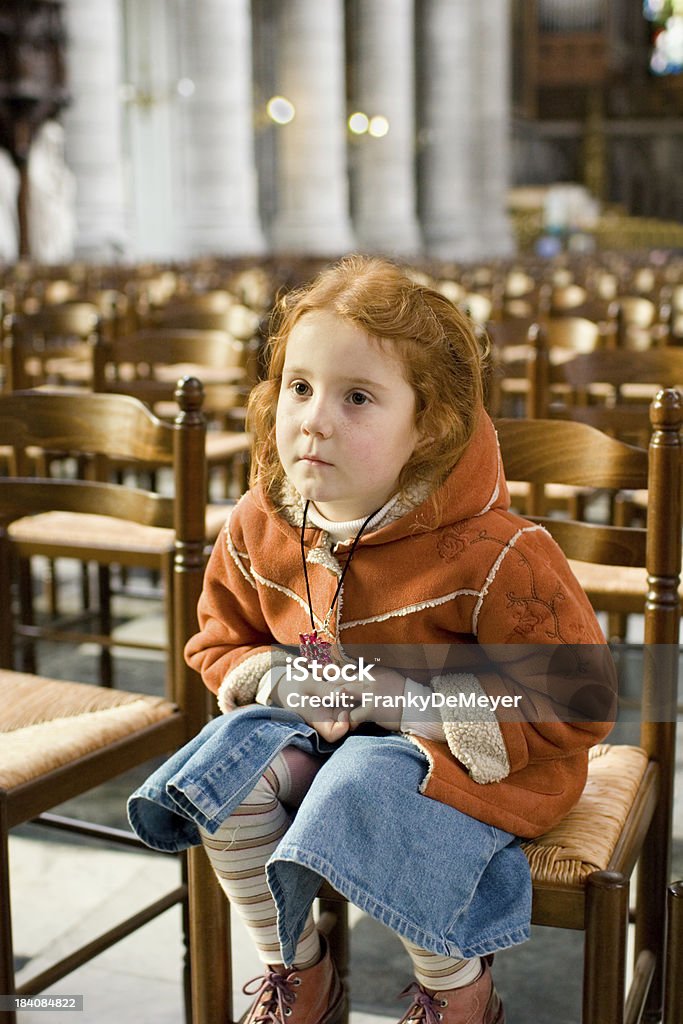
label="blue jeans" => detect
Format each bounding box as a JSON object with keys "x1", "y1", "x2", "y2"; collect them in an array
[{"x1": 128, "y1": 706, "x2": 531, "y2": 963}]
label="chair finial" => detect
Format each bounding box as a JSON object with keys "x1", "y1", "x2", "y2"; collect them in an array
[
  {"x1": 651, "y1": 387, "x2": 683, "y2": 429},
  {"x1": 175, "y1": 374, "x2": 204, "y2": 414}
]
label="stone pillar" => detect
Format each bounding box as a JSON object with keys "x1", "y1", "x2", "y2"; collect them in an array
[
  {"x1": 180, "y1": 0, "x2": 264, "y2": 255},
  {"x1": 351, "y1": 0, "x2": 421, "y2": 255},
  {"x1": 471, "y1": 0, "x2": 515, "y2": 257},
  {"x1": 270, "y1": 0, "x2": 354, "y2": 255},
  {"x1": 418, "y1": 0, "x2": 476, "y2": 260},
  {"x1": 62, "y1": 0, "x2": 129, "y2": 258}
]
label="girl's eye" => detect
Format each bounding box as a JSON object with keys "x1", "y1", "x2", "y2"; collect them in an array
[
  {"x1": 290, "y1": 381, "x2": 309, "y2": 396},
  {"x1": 349, "y1": 391, "x2": 369, "y2": 406}
]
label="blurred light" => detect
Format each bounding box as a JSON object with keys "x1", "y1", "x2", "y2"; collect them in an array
[
  {"x1": 348, "y1": 111, "x2": 369, "y2": 134},
  {"x1": 368, "y1": 115, "x2": 390, "y2": 138},
  {"x1": 650, "y1": 15, "x2": 683, "y2": 73},
  {"x1": 644, "y1": 0, "x2": 669, "y2": 21},
  {"x1": 177, "y1": 78, "x2": 196, "y2": 98},
  {"x1": 267, "y1": 96, "x2": 295, "y2": 125},
  {"x1": 651, "y1": 48, "x2": 669, "y2": 72}
]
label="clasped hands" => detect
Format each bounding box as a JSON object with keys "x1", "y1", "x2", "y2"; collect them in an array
[{"x1": 273, "y1": 665, "x2": 406, "y2": 742}]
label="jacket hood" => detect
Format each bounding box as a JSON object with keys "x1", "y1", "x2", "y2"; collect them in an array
[{"x1": 252, "y1": 409, "x2": 511, "y2": 548}]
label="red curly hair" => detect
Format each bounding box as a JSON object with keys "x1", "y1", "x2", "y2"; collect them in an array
[{"x1": 247, "y1": 254, "x2": 489, "y2": 509}]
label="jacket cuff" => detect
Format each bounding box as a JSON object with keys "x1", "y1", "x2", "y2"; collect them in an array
[
  {"x1": 430, "y1": 672, "x2": 511, "y2": 784},
  {"x1": 217, "y1": 648, "x2": 289, "y2": 714}
]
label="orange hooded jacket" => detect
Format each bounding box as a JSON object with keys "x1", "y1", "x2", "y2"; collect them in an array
[{"x1": 185, "y1": 411, "x2": 616, "y2": 838}]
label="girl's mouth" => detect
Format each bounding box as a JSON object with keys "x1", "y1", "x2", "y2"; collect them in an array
[{"x1": 301, "y1": 455, "x2": 332, "y2": 466}]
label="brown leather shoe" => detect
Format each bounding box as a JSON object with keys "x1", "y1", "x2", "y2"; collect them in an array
[
  {"x1": 242, "y1": 936, "x2": 346, "y2": 1024},
  {"x1": 397, "y1": 959, "x2": 504, "y2": 1024}
]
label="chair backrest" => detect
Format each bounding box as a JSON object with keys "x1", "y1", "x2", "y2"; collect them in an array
[
  {"x1": 487, "y1": 317, "x2": 605, "y2": 420},
  {"x1": 496, "y1": 387, "x2": 682, "y2": 881},
  {"x1": 92, "y1": 329, "x2": 247, "y2": 414},
  {"x1": 4, "y1": 305, "x2": 102, "y2": 391},
  {"x1": 0, "y1": 378, "x2": 209, "y2": 737},
  {"x1": 551, "y1": 346, "x2": 683, "y2": 394},
  {"x1": 525, "y1": 325, "x2": 683, "y2": 423}
]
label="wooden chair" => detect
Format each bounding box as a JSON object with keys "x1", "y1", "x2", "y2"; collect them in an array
[
  {"x1": 0, "y1": 375, "x2": 234, "y2": 686},
  {"x1": 613, "y1": 296, "x2": 665, "y2": 351},
  {"x1": 92, "y1": 328, "x2": 253, "y2": 490},
  {"x1": 488, "y1": 320, "x2": 605, "y2": 520},
  {"x1": 3, "y1": 305, "x2": 103, "y2": 392},
  {"x1": 664, "y1": 881, "x2": 683, "y2": 1024},
  {"x1": 496, "y1": 397, "x2": 682, "y2": 1021},
  {"x1": 487, "y1": 316, "x2": 607, "y2": 420},
  {"x1": 524, "y1": 339, "x2": 683, "y2": 638},
  {"x1": 195, "y1": 390, "x2": 682, "y2": 1024},
  {"x1": 144, "y1": 298, "x2": 261, "y2": 348},
  {"x1": 0, "y1": 380, "x2": 214, "y2": 1022}
]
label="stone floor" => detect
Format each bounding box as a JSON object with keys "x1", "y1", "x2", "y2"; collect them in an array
[{"x1": 6, "y1": 569, "x2": 683, "y2": 1023}]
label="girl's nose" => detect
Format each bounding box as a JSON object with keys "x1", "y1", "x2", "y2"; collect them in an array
[{"x1": 301, "y1": 404, "x2": 332, "y2": 438}]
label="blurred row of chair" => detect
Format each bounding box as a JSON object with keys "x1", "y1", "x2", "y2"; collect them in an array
[
  {"x1": 3, "y1": 247, "x2": 683, "y2": 340},
  {"x1": 487, "y1": 316, "x2": 683, "y2": 645},
  {"x1": 0, "y1": 299, "x2": 256, "y2": 687}
]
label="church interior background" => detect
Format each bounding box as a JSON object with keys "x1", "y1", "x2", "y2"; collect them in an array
[{"x1": 3, "y1": 0, "x2": 683, "y2": 267}]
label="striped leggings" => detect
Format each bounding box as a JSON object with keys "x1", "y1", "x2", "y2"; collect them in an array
[{"x1": 199, "y1": 746, "x2": 481, "y2": 990}]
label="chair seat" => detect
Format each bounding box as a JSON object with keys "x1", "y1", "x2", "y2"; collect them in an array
[
  {"x1": 0, "y1": 669, "x2": 177, "y2": 791},
  {"x1": 522, "y1": 744, "x2": 648, "y2": 886},
  {"x1": 9, "y1": 503, "x2": 232, "y2": 553},
  {"x1": 568, "y1": 558, "x2": 683, "y2": 612},
  {"x1": 204, "y1": 430, "x2": 251, "y2": 462}
]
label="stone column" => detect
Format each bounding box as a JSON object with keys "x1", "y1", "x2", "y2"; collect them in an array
[
  {"x1": 62, "y1": 0, "x2": 129, "y2": 258},
  {"x1": 270, "y1": 0, "x2": 354, "y2": 255},
  {"x1": 471, "y1": 0, "x2": 515, "y2": 257},
  {"x1": 351, "y1": 0, "x2": 421, "y2": 255},
  {"x1": 418, "y1": 0, "x2": 476, "y2": 260},
  {"x1": 180, "y1": 0, "x2": 264, "y2": 255}
]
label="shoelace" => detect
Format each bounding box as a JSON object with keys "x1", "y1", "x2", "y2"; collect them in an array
[
  {"x1": 242, "y1": 968, "x2": 299, "y2": 1023},
  {"x1": 398, "y1": 982, "x2": 446, "y2": 1024}
]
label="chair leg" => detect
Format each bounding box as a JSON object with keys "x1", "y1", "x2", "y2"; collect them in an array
[
  {"x1": 96, "y1": 564, "x2": 114, "y2": 687},
  {"x1": 43, "y1": 559, "x2": 59, "y2": 617},
  {"x1": 636, "y1": 796, "x2": 672, "y2": 1021},
  {"x1": 0, "y1": 808, "x2": 17, "y2": 1024},
  {"x1": 663, "y1": 882, "x2": 683, "y2": 1024},
  {"x1": 80, "y1": 561, "x2": 91, "y2": 611},
  {"x1": 0, "y1": 538, "x2": 13, "y2": 670},
  {"x1": 317, "y1": 895, "x2": 349, "y2": 1023},
  {"x1": 18, "y1": 558, "x2": 36, "y2": 674},
  {"x1": 187, "y1": 845, "x2": 233, "y2": 1024},
  {"x1": 162, "y1": 554, "x2": 175, "y2": 699},
  {"x1": 583, "y1": 870, "x2": 629, "y2": 1024},
  {"x1": 607, "y1": 612, "x2": 628, "y2": 643},
  {"x1": 180, "y1": 854, "x2": 192, "y2": 1024}
]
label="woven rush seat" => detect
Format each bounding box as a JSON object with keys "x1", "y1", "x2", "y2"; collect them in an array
[
  {"x1": 204, "y1": 430, "x2": 252, "y2": 461},
  {"x1": 8, "y1": 503, "x2": 232, "y2": 552},
  {"x1": 0, "y1": 669, "x2": 177, "y2": 790},
  {"x1": 568, "y1": 559, "x2": 683, "y2": 613},
  {"x1": 522, "y1": 744, "x2": 648, "y2": 887}
]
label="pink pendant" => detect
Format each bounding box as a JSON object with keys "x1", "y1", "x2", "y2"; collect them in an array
[{"x1": 299, "y1": 630, "x2": 333, "y2": 665}]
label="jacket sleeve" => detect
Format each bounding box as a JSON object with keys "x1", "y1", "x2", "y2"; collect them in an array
[
  {"x1": 184, "y1": 509, "x2": 288, "y2": 712},
  {"x1": 430, "y1": 525, "x2": 617, "y2": 784}
]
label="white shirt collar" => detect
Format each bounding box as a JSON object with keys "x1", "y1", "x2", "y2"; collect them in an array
[{"x1": 305, "y1": 495, "x2": 401, "y2": 543}]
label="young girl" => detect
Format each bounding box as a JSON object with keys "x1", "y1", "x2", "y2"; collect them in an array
[{"x1": 129, "y1": 255, "x2": 615, "y2": 1024}]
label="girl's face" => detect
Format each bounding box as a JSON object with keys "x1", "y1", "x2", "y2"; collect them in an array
[{"x1": 276, "y1": 309, "x2": 419, "y2": 521}]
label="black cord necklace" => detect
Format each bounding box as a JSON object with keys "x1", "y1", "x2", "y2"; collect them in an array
[{"x1": 299, "y1": 499, "x2": 382, "y2": 664}]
